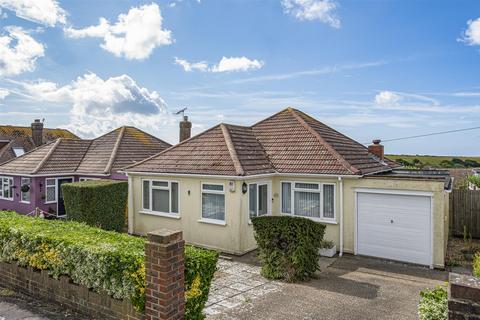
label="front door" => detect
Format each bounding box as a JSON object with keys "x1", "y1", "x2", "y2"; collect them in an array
[{"x1": 57, "y1": 178, "x2": 73, "y2": 217}]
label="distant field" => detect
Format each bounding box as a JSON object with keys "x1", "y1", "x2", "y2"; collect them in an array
[{"x1": 387, "y1": 154, "x2": 480, "y2": 168}]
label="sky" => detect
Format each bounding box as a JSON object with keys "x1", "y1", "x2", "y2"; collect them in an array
[{"x1": 0, "y1": 0, "x2": 480, "y2": 156}]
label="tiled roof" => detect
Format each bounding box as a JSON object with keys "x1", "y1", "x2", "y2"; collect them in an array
[
  {"x1": 0, "y1": 127, "x2": 171, "y2": 175},
  {"x1": 0, "y1": 125, "x2": 79, "y2": 164},
  {"x1": 127, "y1": 108, "x2": 398, "y2": 176}
]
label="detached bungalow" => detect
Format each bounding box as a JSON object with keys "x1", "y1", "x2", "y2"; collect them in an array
[
  {"x1": 0, "y1": 126, "x2": 170, "y2": 216},
  {"x1": 125, "y1": 108, "x2": 452, "y2": 268}
]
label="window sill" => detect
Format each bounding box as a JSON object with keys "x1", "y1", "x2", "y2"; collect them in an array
[
  {"x1": 44, "y1": 201, "x2": 57, "y2": 204},
  {"x1": 0, "y1": 198, "x2": 14, "y2": 202},
  {"x1": 198, "y1": 218, "x2": 226, "y2": 226},
  {"x1": 139, "y1": 210, "x2": 181, "y2": 219},
  {"x1": 280, "y1": 213, "x2": 337, "y2": 225},
  {"x1": 20, "y1": 201, "x2": 30, "y2": 204}
]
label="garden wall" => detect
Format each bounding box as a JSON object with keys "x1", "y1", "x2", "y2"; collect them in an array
[{"x1": 448, "y1": 273, "x2": 480, "y2": 319}]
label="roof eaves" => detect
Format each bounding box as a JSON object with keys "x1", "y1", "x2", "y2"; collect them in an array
[
  {"x1": 32, "y1": 138, "x2": 62, "y2": 174},
  {"x1": 289, "y1": 108, "x2": 361, "y2": 175},
  {"x1": 104, "y1": 126, "x2": 125, "y2": 174},
  {"x1": 220, "y1": 124, "x2": 245, "y2": 176}
]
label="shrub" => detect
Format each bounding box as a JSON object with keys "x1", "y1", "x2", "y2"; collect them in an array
[
  {"x1": 62, "y1": 180, "x2": 128, "y2": 232},
  {"x1": 0, "y1": 211, "x2": 218, "y2": 319},
  {"x1": 252, "y1": 215, "x2": 325, "y2": 282},
  {"x1": 473, "y1": 252, "x2": 480, "y2": 277},
  {"x1": 467, "y1": 175, "x2": 480, "y2": 189},
  {"x1": 418, "y1": 285, "x2": 447, "y2": 320}
]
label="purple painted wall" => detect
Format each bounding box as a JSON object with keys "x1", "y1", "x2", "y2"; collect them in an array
[{"x1": 0, "y1": 171, "x2": 127, "y2": 215}]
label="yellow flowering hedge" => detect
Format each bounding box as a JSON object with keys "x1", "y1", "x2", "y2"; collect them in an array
[{"x1": 0, "y1": 211, "x2": 218, "y2": 319}]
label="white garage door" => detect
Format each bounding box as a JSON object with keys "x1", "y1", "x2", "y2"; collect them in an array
[{"x1": 357, "y1": 191, "x2": 432, "y2": 266}]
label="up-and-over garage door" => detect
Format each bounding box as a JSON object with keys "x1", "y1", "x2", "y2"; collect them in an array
[{"x1": 356, "y1": 191, "x2": 432, "y2": 266}]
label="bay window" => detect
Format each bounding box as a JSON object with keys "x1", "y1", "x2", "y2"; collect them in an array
[
  {"x1": 0, "y1": 177, "x2": 13, "y2": 200},
  {"x1": 201, "y1": 183, "x2": 225, "y2": 223},
  {"x1": 281, "y1": 181, "x2": 336, "y2": 221},
  {"x1": 142, "y1": 180, "x2": 179, "y2": 216}
]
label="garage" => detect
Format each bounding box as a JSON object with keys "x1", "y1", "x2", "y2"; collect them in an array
[{"x1": 356, "y1": 190, "x2": 432, "y2": 266}]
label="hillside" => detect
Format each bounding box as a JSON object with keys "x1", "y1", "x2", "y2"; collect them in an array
[{"x1": 387, "y1": 155, "x2": 480, "y2": 169}]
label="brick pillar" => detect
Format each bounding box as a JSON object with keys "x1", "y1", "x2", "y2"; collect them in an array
[
  {"x1": 448, "y1": 273, "x2": 480, "y2": 319},
  {"x1": 145, "y1": 229, "x2": 185, "y2": 320}
]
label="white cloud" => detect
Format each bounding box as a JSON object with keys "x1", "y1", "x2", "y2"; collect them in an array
[
  {"x1": 375, "y1": 91, "x2": 402, "y2": 106},
  {"x1": 174, "y1": 57, "x2": 209, "y2": 72},
  {"x1": 19, "y1": 73, "x2": 172, "y2": 137},
  {"x1": 174, "y1": 56, "x2": 264, "y2": 73},
  {"x1": 0, "y1": 88, "x2": 8, "y2": 99},
  {"x1": 281, "y1": 0, "x2": 340, "y2": 28},
  {"x1": 0, "y1": 0, "x2": 66, "y2": 26},
  {"x1": 459, "y1": 17, "x2": 480, "y2": 45},
  {"x1": 65, "y1": 3, "x2": 172, "y2": 60},
  {"x1": 0, "y1": 26, "x2": 45, "y2": 77}
]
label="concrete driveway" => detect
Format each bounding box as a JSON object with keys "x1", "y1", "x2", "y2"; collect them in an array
[{"x1": 207, "y1": 254, "x2": 447, "y2": 320}]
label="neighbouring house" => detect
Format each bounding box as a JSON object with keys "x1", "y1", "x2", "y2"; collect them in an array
[
  {"x1": 125, "y1": 108, "x2": 452, "y2": 268},
  {"x1": 0, "y1": 126, "x2": 171, "y2": 216},
  {"x1": 0, "y1": 119, "x2": 79, "y2": 164}
]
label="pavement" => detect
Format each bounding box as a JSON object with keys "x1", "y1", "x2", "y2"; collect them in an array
[{"x1": 207, "y1": 254, "x2": 448, "y2": 320}]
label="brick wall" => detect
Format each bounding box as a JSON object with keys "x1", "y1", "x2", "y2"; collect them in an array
[
  {"x1": 449, "y1": 273, "x2": 480, "y2": 319},
  {"x1": 0, "y1": 229, "x2": 186, "y2": 320}
]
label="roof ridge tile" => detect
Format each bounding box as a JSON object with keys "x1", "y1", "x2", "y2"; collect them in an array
[
  {"x1": 220, "y1": 124, "x2": 245, "y2": 176},
  {"x1": 32, "y1": 138, "x2": 62, "y2": 174}
]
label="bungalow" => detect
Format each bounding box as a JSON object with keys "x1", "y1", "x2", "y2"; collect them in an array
[
  {"x1": 0, "y1": 119, "x2": 79, "y2": 164},
  {"x1": 125, "y1": 108, "x2": 452, "y2": 268},
  {"x1": 0, "y1": 126, "x2": 171, "y2": 216}
]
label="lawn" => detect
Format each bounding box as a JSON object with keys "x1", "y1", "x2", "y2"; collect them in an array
[{"x1": 387, "y1": 154, "x2": 480, "y2": 168}]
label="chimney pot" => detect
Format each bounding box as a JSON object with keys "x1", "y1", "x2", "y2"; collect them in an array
[
  {"x1": 179, "y1": 116, "x2": 192, "y2": 142},
  {"x1": 31, "y1": 119, "x2": 44, "y2": 147},
  {"x1": 368, "y1": 139, "x2": 384, "y2": 161}
]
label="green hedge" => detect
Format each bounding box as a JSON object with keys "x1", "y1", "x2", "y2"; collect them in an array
[
  {"x1": 0, "y1": 211, "x2": 218, "y2": 319},
  {"x1": 473, "y1": 252, "x2": 480, "y2": 277},
  {"x1": 62, "y1": 180, "x2": 128, "y2": 232},
  {"x1": 252, "y1": 215, "x2": 326, "y2": 282},
  {"x1": 418, "y1": 285, "x2": 447, "y2": 320}
]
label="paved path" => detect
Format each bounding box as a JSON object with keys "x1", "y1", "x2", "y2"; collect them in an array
[{"x1": 207, "y1": 254, "x2": 448, "y2": 320}]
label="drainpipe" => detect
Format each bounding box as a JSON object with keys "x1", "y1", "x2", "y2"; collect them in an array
[
  {"x1": 338, "y1": 176, "x2": 344, "y2": 257},
  {"x1": 127, "y1": 174, "x2": 134, "y2": 234}
]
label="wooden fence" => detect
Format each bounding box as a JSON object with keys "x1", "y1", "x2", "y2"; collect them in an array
[{"x1": 450, "y1": 189, "x2": 480, "y2": 238}]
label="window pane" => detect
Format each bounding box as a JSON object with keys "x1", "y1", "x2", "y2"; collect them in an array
[
  {"x1": 281, "y1": 182, "x2": 291, "y2": 213},
  {"x1": 295, "y1": 183, "x2": 319, "y2": 190},
  {"x1": 3, "y1": 182, "x2": 9, "y2": 198},
  {"x1": 258, "y1": 184, "x2": 268, "y2": 216},
  {"x1": 294, "y1": 191, "x2": 320, "y2": 218},
  {"x1": 143, "y1": 180, "x2": 150, "y2": 210},
  {"x1": 202, "y1": 193, "x2": 225, "y2": 221},
  {"x1": 46, "y1": 179, "x2": 55, "y2": 186},
  {"x1": 152, "y1": 181, "x2": 168, "y2": 187},
  {"x1": 46, "y1": 186, "x2": 56, "y2": 202},
  {"x1": 21, "y1": 178, "x2": 30, "y2": 202},
  {"x1": 323, "y1": 185, "x2": 335, "y2": 218},
  {"x1": 203, "y1": 184, "x2": 223, "y2": 191},
  {"x1": 152, "y1": 189, "x2": 169, "y2": 213},
  {"x1": 249, "y1": 184, "x2": 257, "y2": 219},
  {"x1": 171, "y1": 182, "x2": 179, "y2": 213}
]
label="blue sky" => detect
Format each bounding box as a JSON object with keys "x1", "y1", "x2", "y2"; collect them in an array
[{"x1": 1, "y1": 0, "x2": 480, "y2": 156}]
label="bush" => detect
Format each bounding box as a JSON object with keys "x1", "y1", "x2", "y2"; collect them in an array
[
  {"x1": 62, "y1": 180, "x2": 128, "y2": 232},
  {"x1": 0, "y1": 211, "x2": 218, "y2": 318},
  {"x1": 418, "y1": 285, "x2": 447, "y2": 320},
  {"x1": 252, "y1": 215, "x2": 325, "y2": 282},
  {"x1": 473, "y1": 252, "x2": 480, "y2": 277}
]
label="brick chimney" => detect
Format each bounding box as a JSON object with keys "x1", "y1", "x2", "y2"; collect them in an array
[
  {"x1": 179, "y1": 115, "x2": 191, "y2": 142},
  {"x1": 31, "y1": 119, "x2": 44, "y2": 147},
  {"x1": 368, "y1": 139, "x2": 384, "y2": 161}
]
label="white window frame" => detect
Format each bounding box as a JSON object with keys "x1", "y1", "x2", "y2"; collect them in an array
[
  {"x1": 247, "y1": 181, "x2": 272, "y2": 222},
  {"x1": 141, "y1": 179, "x2": 180, "y2": 218},
  {"x1": 45, "y1": 178, "x2": 57, "y2": 204},
  {"x1": 79, "y1": 177, "x2": 100, "y2": 182},
  {"x1": 199, "y1": 182, "x2": 226, "y2": 225},
  {"x1": 20, "y1": 177, "x2": 31, "y2": 203},
  {"x1": 280, "y1": 181, "x2": 336, "y2": 223},
  {"x1": 12, "y1": 147, "x2": 25, "y2": 157},
  {"x1": 0, "y1": 176, "x2": 14, "y2": 201}
]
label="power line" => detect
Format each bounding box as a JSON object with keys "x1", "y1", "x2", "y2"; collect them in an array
[{"x1": 363, "y1": 126, "x2": 480, "y2": 144}]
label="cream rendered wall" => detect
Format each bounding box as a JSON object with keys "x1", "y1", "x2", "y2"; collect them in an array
[
  {"x1": 343, "y1": 177, "x2": 448, "y2": 267},
  {"x1": 129, "y1": 173, "x2": 448, "y2": 267},
  {"x1": 129, "y1": 174, "x2": 245, "y2": 254}
]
